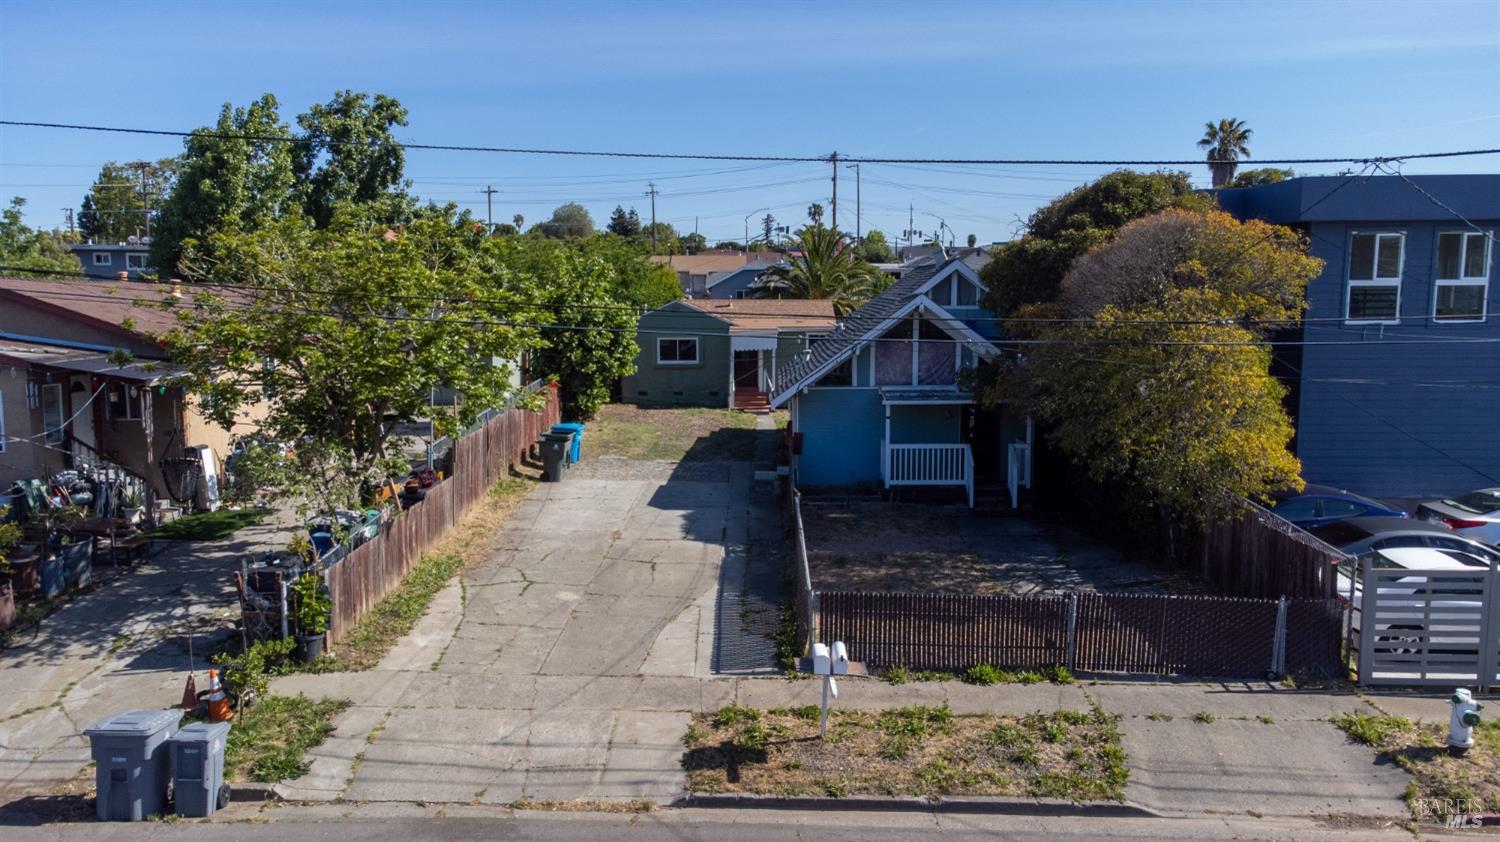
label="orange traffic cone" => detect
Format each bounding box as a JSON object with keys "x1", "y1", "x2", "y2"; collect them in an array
[
  {"x1": 206, "y1": 669, "x2": 234, "y2": 722},
  {"x1": 179, "y1": 672, "x2": 199, "y2": 711}
]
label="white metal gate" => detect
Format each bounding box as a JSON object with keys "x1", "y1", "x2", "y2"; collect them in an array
[{"x1": 1356, "y1": 558, "x2": 1499, "y2": 690}]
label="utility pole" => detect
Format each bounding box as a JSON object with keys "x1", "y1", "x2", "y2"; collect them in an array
[
  {"x1": 830, "y1": 151, "x2": 839, "y2": 234},
  {"x1": 62, "y1": 208, "x2": 75, "y2": 234},
  {"x1": 646, "y1": 182, "x2": 659, "y2": 255},
  {"x1": 136, "y1": 162, "x2": 152, "y2": 238},
  {"x1": 845, "y1": 163, "x2": 861, "y2": 245},
  {"x1": 481, "y1": 185, "x2": 498, "y2": 232}
]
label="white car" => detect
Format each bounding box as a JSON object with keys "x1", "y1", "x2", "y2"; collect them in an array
[
  {"x1": 1417, "y1": 488, "x2": 1500, "y2": 547},
  {"x1": 1338, "y1": 546, "x2": 1490, "y2": 653}
]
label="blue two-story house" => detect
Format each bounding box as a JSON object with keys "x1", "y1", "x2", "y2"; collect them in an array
[
  {"x1": 1219, "y1": 174, "x2": 1500, "y2": 499},
  {"x1": 770, "y1": 257, "x2": 1033, "y2": 506}
]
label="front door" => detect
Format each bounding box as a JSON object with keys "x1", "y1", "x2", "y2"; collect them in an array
[
  {"x1": 962, "y1": 405, "x2": 1003, "y2": 481},
  {"x1": 733, "y1": 350, "x2": 760, "y2": 390}
]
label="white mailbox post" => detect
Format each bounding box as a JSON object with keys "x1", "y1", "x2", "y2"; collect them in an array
[{"x1": 807, "y1": 641, "x2": 853, "y2": 738}]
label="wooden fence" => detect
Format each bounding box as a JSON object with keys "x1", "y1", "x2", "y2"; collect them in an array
[
  {"x1": 323, "y1": 383, "x2": 560, "y2": 643},
  {"x1": 1197, "y1": 497, "x2": 1345, "y2": 599},
  {"x1": 816, "y1": 589, "x2": 1345, "y2": 679}
]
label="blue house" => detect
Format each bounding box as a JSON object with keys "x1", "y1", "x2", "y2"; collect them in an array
[
  {"x1": 771, "y1": 258, "x2": 1032, "y2": 506},
  {"x1": 1219, "y1": 174, "x2": 1500, "y2": 499}
]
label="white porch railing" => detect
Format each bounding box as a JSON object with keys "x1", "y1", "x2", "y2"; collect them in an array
[
  {"x1": 884, "y1": 442, "x2": 974, "y2": 508},
  {"x1": 1007, "y1": 442, "x2": 1032, "y2": 509}
]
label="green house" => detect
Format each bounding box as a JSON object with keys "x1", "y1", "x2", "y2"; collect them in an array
[{"x1": 622, "y1": 299, "x2": 837, "y2": 410}]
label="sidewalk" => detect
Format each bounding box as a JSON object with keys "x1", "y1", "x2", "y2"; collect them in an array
[{"x1": 0, "y1": 511, "x2": 294, "y2": 797}]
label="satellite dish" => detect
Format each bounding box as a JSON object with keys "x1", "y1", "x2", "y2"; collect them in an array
[{"x1": 126, "y1": 235, "x2": 140, "y2": 245}]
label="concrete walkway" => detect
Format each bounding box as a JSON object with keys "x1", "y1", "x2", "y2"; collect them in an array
[{"x1": 0, "y1": 512, "x2": 294, "y2": 797}]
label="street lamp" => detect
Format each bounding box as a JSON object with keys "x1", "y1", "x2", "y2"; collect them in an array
[{"x1": 745, "y1": 207, "x2": 769, "y2": 251}]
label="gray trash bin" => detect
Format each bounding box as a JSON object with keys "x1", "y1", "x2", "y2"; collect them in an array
[
  {"x1": 170, "y1": 722, "x2": 231, "y2": 817},
  {"x1": 540, "y1": 432, "x2": 572, "y2": 482},
  {"x1": 84, "y1": 709, "x2": 183, "y2": 821}
]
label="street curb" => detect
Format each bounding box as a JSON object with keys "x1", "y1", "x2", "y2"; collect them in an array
[
  {"x1": 231, "y1": 783, "x2": 282, "y2": 802},
  {"x1": 675, "y1": 793, "x2": 1159, "y2": 816}
]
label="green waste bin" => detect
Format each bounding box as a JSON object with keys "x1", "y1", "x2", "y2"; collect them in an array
[
  {"x1": 540, "y1": 432, "x2": 572, "y2": 482},
  {"x1": 551, "y1": 423, "x2": 585, "y2": 463}
]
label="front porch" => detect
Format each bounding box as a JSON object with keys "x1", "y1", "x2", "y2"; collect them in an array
[{"x1": 877, "y1": 387, "x2": 1032, "y2": 509}]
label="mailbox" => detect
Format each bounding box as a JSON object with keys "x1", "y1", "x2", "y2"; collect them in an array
[
  {"x1": 831, "y1": 641, "x2": 849, "y2": 675},
  {"x1": 811, "y1": 642, "x2": 831, "y2": 675}
]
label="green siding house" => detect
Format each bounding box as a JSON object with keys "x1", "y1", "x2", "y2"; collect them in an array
[{"x1": 622, "y1": 299, "x2": 837, "y2": 409}]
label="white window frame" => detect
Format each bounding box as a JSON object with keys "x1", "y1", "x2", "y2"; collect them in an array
[
  {"x1": 1345, "y1": 230, "x2": 1405, "y2": 325},
  {"x1": 41, "y1": 383, "x2": 65, "y2": 445},
  {"x1": 92, "y1": 252, "x2": 112, "y2": 266},
  {"x1": 656, "y1": 336, "x2": 700, "y2": 366},
  {"x1": 125, "y1": 253, "x2": 147, "y2": 270},
  {"x1": 1432, "y1": 230, "x2": 1491, "y2": 323},
  {"x1": 107, "y1": 382, "x2": 144, "y2": 421}
]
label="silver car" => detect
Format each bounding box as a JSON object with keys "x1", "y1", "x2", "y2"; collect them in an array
[{"x1": 1417, "y1": 488, "x2": 1500, "y2": 546}]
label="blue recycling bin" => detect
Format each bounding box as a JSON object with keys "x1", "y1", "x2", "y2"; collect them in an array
[{"x1": 551, "y1": 423, "x2": 585, "y2": 463}]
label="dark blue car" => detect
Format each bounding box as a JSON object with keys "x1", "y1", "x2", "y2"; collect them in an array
[{"x1": 1271, "y1": 484, "x2": 1407, "y2": 528}]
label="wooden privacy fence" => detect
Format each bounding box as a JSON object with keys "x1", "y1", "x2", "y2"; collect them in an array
[
  {"x1": 323, "y1": 382, "x2": 560, "y2": 643},
  {"x1": 816, "y1": 589, "x2": 1345, "y2": 679},
  {"x1": 1197, "y1": 497, "x2": 1344, "y2": 599}
]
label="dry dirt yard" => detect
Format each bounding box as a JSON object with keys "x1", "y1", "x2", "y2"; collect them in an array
[
  {"x1": 587, "y1": 404, "x2": 762, "y2": 462},
  {"x1": 801, "y1": 499, "x2": 1199, "y2": 595}
]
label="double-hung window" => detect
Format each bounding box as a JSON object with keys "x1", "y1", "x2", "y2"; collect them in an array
[
  {"x1": 126, "y1": 253, "x2": 147, "y2": 270},
  {"x1": 1345, "y1": 232, "x2": 1404, "y2": 323},
  {"x1": 657, "y1": 337, "x2": 699, "y2": 365},
  {"x1": 92, "y1": 252, "x2": 111, "y2": 266},
  {"x1": 1434, "y1": 231, "x2": 1491, "y2": 322}
]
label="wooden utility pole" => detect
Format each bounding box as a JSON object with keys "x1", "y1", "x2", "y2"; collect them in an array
[
  {"x1": 830, "y1": 151, "x2": 839, "y2": 233},
  {"x1": 846, "y1": 163, "x2": 861, "y2": 245},
  {"x1": 481, "y1": 185, "x2": 498, "y2": 232},
  {"x1": 136, "y1": 162, "x2": 152, "y2": 238},
  {"x1": 646, "y1": 182, "x2": 659, "y2": 255}
]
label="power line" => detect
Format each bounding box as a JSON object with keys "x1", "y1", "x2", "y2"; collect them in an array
[{"x1": 4, "y1": 120, "x2": 1499, "y2": 166}]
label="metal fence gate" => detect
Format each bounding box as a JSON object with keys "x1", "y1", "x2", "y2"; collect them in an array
[{"x1": 1356, "y1": 558, "x2": 1499, "y2": 691}]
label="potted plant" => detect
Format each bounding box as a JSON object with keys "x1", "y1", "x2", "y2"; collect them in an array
[
  {"x1": 120, "y1": 487, "x2": 145, "y2": 525},
  {"x1": 0, "y1": 507, "x2": 20, "y2": 632},
  {"x1": 289, "y1": 573, "x2": 331, "y2": 662}
]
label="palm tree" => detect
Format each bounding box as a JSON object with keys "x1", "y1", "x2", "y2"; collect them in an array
[
  {"x1": 751, "y1": 224, "x2": 883, "y2": 315},
  {"x1": 1198, "y1": 118, "x2": 1253, "y2": 188}
]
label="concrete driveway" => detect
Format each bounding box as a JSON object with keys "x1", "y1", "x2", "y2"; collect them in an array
[{"x1": 275, "y1": 458, "x2": 783, "y2": 804}]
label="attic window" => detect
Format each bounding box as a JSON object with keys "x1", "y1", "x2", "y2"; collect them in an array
[{"x1": 816, "y1": 358, "x2": 853, "y2": 387}]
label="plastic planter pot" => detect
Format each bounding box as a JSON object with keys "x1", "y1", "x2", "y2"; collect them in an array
[
  {"x1": 37, "y1": 553, "x2": 63, "y2": 601},
  {"x1": 60, "y1": 539, "x2": 92, "y2": 591},
  {"x1": 9, "y1": 556, "x2": 40, "y2": 597},
  {"x1": 0, "y1": 581, "x2": 14, "y2": 632},
  {"x1": 295, "y1": 633, "x2": 325, "y2": 663}
]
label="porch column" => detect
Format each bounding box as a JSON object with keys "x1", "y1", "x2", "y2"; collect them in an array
[{"x1": 883, "y1": 404, "x2": 891, "y2": 487}]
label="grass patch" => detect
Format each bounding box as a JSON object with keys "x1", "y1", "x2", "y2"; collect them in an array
[
  {"x1": 285, "y1": 474, "x2": 535, "y2": 672},
  {"x1": 684, "y1": 705, "x2": 1127, "y2": 800},
  {"x1": 148, "y1": 508, "x2": 272, "y2": 541},
  {"x1": 1191, "y1": 711, "x2": 1215, "y2": 724},
  {"x1": 1332, "y1": 712, "x2": 1500, "y2": 821},
  {"x1": 219, "y1": 694, "x2": 350, "y2": 783},
  {"x1": 883, "y1": 664, "x2": 1072, "y2": 686},
  {"x1": 587, "y1": 404, "x2": 758, "y2": 462}
]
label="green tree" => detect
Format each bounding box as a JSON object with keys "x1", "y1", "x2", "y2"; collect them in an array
[
  {"x1": 491, "y1": 237, "x2": 640, "y2": 419},
  {"x1": 0, "y1": 197, "x2": 79, "y2": 277},
  {"x1": 535, "y1": 202, "x2": 595, "y2": 238},
  {"x1": 149, "y1": 94, "x2": 298, "y2": 276},
  {"x1": 640, "y1": 221, "x2": 680, "y2": 255},
  {"x1": 980, "y1": 170, "x2": 1212, "y2": 315},
  {"x1": 572, "y1": 234, "x2": 681, "y2": 310},
  {"x1": 294, "y1": 90, "x2": 412, "y2": 227},
  {"x1": 992, "y1": 209, "x2": 1322, "y2": 531},
  {"x1": 491, "y1": 222, "x2": 519, "y2": 236},
  {"x1": 752, "y1": 224, "x2": 882, "y2": 315},
  {"x1": 78, "y1": 159, "x2": 177, "y2": 243},
  {"x1": 606, "y1": 205, "x2": 641, "y2": 237},
  {"x1": 1198, "y1": 118, "x2": 1253, "y2": 188},
  {"x1": 1227, "y1": 167, "x2": 1294, "y2": 188},
  {"x1": 156, "y1": 214, "x2": 538, "y2": 480},
  {"x1": 807, "y1": 203, "x2": 824, "y2": 225},
  {"x1": 859, "y1": 229, "x2": 894, "y2": 262},
  {"x1": 760, "y1": 213, "x2": 777, "y2": 247},
  {"x1": 713, "y1": 240, "x2": 743, "y2": 251},
  {"x1": 679, "y1": 232, "x2": 706, "y2": 255}
]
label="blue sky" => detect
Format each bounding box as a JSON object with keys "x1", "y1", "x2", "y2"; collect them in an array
[{"x1": 2, "y1": 0, "x2": 1497, "y2": 245}]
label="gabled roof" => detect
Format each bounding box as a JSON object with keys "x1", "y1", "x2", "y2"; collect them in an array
[
  {"x1": 0, "y1": 277, "x2": 189, "y2": 336},
  {"x1": 678, "y1": 298, "x2": 837, "y2": 333},
  {"x1": 911, "y1": 260, "x2": 987, "y2": 301}
]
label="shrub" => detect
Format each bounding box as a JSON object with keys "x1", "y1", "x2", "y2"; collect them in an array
[{"x1": 965, "y1": 664, "x2": 1003, "y2": 686}]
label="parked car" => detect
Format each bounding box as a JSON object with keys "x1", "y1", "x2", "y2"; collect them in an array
[
  {"x1": 1270, "y1": 484, "x2": 1406, "y2": 528},
  {"x1": 1415, "y1": 488, "x2": 1500, "y2": 546},
  {"x1": 1308, "y1": 516, "x2": 1500, "y2": 564},
  {"x1": 1337, "y1": 545, "x2": 1491, "y2": 653}
]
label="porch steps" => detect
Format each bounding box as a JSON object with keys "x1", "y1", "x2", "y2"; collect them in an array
[{"x1": 733, "y1": 390, "x2": 772, "y2": 414}]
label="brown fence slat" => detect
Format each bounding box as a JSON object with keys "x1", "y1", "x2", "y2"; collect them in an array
[{"x1": 326, "y1": 383, "x2": 559, "y2": 643}]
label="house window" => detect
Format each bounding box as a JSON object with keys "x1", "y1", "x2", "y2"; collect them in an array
[
  {"x1": 107, "y1": 383, "x2": 143, "y2": 420},
  {"x1": 875, "y1": 321, "x2": 913, "y2": 385},
  {"x1": 126, "y1": 253, "x2": 147, "y2": 270},
  {"x1": 956, "y1": 276, "x2": 979, "y2": 306},
  {"x1": 92, "y1": 252, "x2": 111, "y2": 266},
  {"x1": 657, "y1": 337, "x2": 699, "y2": 365},
  {"x1": 816, "y1": 358, "x2": 853, "y2": 387},
  {"x1": 41, "y1": 383, "x2": 64, "y2": 444},
  {"x1": 1345, "y1": 232, "x2": 1404, "y2": 322},
  {"x1": 926, "y1": 271, "x2": 982, "y2": 307},
  {"x1": 917, "y1": 320, "x2": 956, "y2": 385},
  {"x1": 1434, "y1": 231, "x2": 1490, "y2": 322}
]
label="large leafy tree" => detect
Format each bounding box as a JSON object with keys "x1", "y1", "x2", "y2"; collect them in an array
[
  {"x1": 294, "y1": 90, "x2": 412, "y2": 227},
  {"x1": 576, "y1": 234, "x2": 681, "y2": 310},
  {"x1": 149, "y1": 94, "x2": 298, "y2": 275},
  {"x1": 535, "y1": 202, "x2": 595, "y2": 238},
  {"x1": 606, "y1": 205, "x2": 641, "y2": 237},
  {"x1": 1228, "y1": 167, "x2": 1293, "y2": 188},
  {"x1": 0, "y1": 197, "x2": 79, "y2": 277},
  {"x1": 859, "y1": 229, "x2": 894, "y2": 262},
  {"x1": 78, "y1": 159, "x2": 177, "y2": 243},
  {"x1": 992, "y1": 209, "x2": 1322, "y2": 529},
  {"x1": 752, "y1": 224, "x2": 882, "y2": 315},
  {"x1": 1198, "y1": 118, "x2": 1253, "y2": 188},
  {"x1": 979, "y1": 170, "x2": 1212, "y2": 314},
  {"x1": 156, "y1": 214, "x2": 539, "y2": 475}
]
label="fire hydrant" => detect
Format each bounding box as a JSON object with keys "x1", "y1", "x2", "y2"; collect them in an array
[{"x1": 1448, "y1": 688, "x2": 1483, "y2": 757}]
